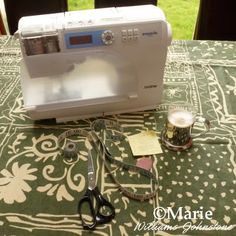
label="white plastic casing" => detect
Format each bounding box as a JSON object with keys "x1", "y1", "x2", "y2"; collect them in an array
[{"x1": 18, "y1": 5, "x2": 172, "y2": 122}]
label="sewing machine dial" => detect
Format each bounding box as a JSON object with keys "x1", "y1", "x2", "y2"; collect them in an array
[{"x1": 101, "y1": 30, "x2": 114, "y2": 45}]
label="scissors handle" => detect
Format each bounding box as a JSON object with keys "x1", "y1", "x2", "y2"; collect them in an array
[
  {"x1": 78, "y1": 186, "x2": 115, "y2": 230},
  {"x1": 93, "y1": 186, "x2": 115, "y2": 224},
  {"x1": 78, "y1": 189, "x2": 96, "y2": 230}
]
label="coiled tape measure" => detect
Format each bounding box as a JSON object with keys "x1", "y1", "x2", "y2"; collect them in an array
[{"x1": 57, "y1": 119, "x2": 159, "y2": 201}]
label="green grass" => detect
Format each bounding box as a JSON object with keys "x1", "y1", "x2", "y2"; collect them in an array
[
  {"x1": 159, "y1": 0, "x2": 199, "y2": 39},
  {"x1": 67, "y1": 0, "x2": 199, "y2": 39},
  {"x1": 68, "y1": 0, "x2": 94, "y2": 10}
]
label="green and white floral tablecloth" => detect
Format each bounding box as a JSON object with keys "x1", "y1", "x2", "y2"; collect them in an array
[{"x1": 0, "y1": 36, "x2": 235, "y2": 236}]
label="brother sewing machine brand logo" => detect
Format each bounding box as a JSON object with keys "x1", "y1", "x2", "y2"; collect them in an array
[
  {"x1": 144, "y1": 84, "x2": 158, "y2": 89},
  {"x1": 142, "y1": 31, "x2": 158, "y2": 37}
]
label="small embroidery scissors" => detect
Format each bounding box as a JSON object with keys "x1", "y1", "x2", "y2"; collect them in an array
[{"x1": 78, "y1": 150, "x2": 115, "y2": 230}]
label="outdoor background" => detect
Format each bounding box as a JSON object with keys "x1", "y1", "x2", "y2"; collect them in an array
[{"x1": 68, "y1": 0, "x2": 200, "y2": 39}]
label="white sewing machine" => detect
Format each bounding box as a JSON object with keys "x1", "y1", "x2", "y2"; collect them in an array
[{"x1": 18, "y1": 5, "x2": 171, "y2": 122}]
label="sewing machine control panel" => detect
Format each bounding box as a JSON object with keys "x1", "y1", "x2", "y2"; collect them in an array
[
  {"x1": 22, "y1": 27, "x2": 142, "y2": 56},
  {"x1": 65, "y1": 29, "x2": 115, "y2": 48},
  {"x1": 64, "y1": 26, "x2": 142, "y2": 49}
]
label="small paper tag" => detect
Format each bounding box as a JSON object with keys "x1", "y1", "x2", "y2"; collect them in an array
[
  {"x1": 136, "y1": 157, "x2": 153, "y2": 170},
  {"x1": 127, "y1": 130, "x2": 162, "y2": 156}
]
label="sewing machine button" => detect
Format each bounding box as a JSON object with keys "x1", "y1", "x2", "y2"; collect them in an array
[
  {"x1": 128, "y1": 29, "x2": 133, "y2": 36},
  {"x1": 133, "y1": 28, "x2": 139, "y2": 35},
  {"x1": 121, "y1": 30, "x2": 127, "y2": 36},
  {"x1": 102, "y1": 30, "x2": 114, "y2": 45},
  {"x1": 133, "y1": 29, "x2": 139, "y2": 40},
  {"x1": 122, "y1": 36, "x2": 127, "y2": 42}
]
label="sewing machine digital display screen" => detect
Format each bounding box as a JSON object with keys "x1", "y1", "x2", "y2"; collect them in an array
[
  {"x1": 69, "y1": 35, "x2": 92, "y2": 45},
  {"x1": 65, "y1": 30, "x2": 104, "y2": 49}
]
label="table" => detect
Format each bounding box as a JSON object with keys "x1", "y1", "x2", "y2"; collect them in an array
[{"x1": 0, "y1": 36, "x2": 235, "y2": 236}]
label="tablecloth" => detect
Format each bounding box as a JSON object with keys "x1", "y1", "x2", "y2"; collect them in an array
[{"x1": 0, "y1": 36, "x2": 235, "y2": 235}]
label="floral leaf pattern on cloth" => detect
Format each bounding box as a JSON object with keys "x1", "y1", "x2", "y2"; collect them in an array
[{"x1": 0, "y1": 162, "x2": 37, "y2": 204}]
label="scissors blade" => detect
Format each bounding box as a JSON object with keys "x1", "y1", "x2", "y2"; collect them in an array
[{"x1": 87, "y1": 150, "x2": 96, "y2": 190}]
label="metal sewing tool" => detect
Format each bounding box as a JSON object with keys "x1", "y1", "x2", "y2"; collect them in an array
[{"x1": 78, "y1": 150, "x2": 115, "y2": 230}]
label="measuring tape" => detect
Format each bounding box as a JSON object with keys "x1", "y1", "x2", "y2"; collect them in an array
[{"x1": 57, "y1": 119, "x2": 159, "y2": 201}]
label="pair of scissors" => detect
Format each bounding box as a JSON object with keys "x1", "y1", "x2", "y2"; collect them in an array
[{"x1": 78, "y1": 150, "x2": 115, "y2": 230}]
